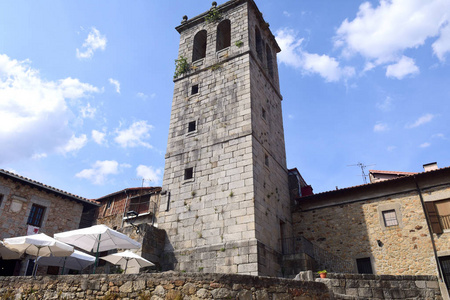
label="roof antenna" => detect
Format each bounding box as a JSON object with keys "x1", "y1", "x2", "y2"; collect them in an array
[
  {"x1": 131, "y1": 178, "x2": 152, "y2": 187},
  {"x1": 348, "y1": 162, "x2": 375, "y2": 184}
]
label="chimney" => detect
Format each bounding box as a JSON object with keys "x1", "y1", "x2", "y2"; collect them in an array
[{"x1": 423, "y1": 162, "x2": 438, "y2": 172}]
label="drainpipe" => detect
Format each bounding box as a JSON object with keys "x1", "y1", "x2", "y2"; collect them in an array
[
  {"x1": 412, "y1": 176, "x2": 444, "y2": 283},
  {"x1": 121, "y1": 189, "x2": 130, "y2": 228}
]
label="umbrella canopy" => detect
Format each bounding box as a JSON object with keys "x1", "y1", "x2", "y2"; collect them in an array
[
  {"x1": 4, "y1": 233, "x2": 74, "y2": 258},
  {"x1": 100, "y1": 250, "x2": 154, "y2": 273},
  {"x1": 37, "y1": 250, "x2": 95, "y2": 271},
  {"x1": 0, "y1": 241, "x2": 22, "y2": 260},
  {"x1": 54, "y1": 224, "x2": 141, "y2": 252}
]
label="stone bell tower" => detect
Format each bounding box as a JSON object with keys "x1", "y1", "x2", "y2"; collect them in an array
[{"x1": 158, "y1": 0, "x2": 291, "y2": 277}]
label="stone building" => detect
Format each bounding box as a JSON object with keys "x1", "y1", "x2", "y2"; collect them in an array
[
  {"x1": 289, "y1": 164, "x2": 450, "y2": 292},
  {"x1": 157, "y1": 0, "x2": 290, "y2": 277},
  {"x1": 95, "y1": 187, "x2": 165, "y2": 272},
  {"x1": 0, "y1": 169, "x2": 99, "y2": 276},
  {"x1": 95, "y1": 187, "x2": 161, "y2": 230}
]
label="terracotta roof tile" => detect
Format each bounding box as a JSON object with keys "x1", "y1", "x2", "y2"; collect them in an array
[{"x1": 0, "y1": 169, "x2": 99, "y2": 206}]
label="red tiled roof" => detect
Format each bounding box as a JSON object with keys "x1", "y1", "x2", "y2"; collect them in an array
[
  {"x1": 369, "y1": 170, "x2": 417, "y2": 175},
  {"x1": 0, "y1": 169, "x2": 99, "y2": 206},
  {"x1": 95, "y1": 186, "x2": 162, "y2": 201},
  {"x1": 301, "y1": 165, "x2": 450, "y2": 198}
]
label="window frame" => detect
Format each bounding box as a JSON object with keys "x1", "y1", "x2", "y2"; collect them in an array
[
  {"x1": 27, "y1": 204, "x2": 46, "y2": 227},
  {"x1": 356, "y1": 257, "x2": 374, "y2": 274},
  {"x1": 184, "y1": 167, "x2": 194, "y2": 182},
  {"x1": 377, "y1": 203, "x2": 403, "y2": 230},
  {"x1": 382, "y1": 209, "x2": 399, "y2": 227}
]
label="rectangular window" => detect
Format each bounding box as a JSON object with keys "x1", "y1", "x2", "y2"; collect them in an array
[
  {"x1": 382, "y1": 210, "x2": 398, "y2": 227},
  {"x1": 184, "y1": 167, "x2": 194, "y2": 180},
  {"x1": 356, "y1": 257, "x2": 373, "y2": 274},
  {"x1": 106, "y1": 199, "x2": 112, "y2": 209},
  {"x1": 0, "y1": 194, "x2": 3, "y2": 206},
  {"x1": 27, "y1": 204, "x2": 46, "y2": 227},
  {"x1": 128, "y1": 194, "x2": 151, "y2": 215},
  {"x1": 264, "y1": 153, "x2": 269, "y2": 167},
  {"x1": 191, "y1": 84, "x2": 199, "y2": 95},
  {"x1": 262, "y1": 107, "x2": 266, "y2": 120},
  {"x1": 439, "y1": 256, "x2": 450, "y2": 289},
  {"x1": 188, "y1": 121, "x2": 196, "y2": 133}
]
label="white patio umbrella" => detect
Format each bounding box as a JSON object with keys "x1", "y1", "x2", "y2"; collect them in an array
[
  {"x1": 54, "y1": 224, "x2": 141, "y2": 273},
  {"x1": 37, "y1": 250, "x2": 95, "y2": 273},
  {"x1": 0, "y1": 241, "x2": 22, "y2": 260},
  {"x1": 3, "y1": 233, "x2": 74, "y2": 276},
  {"x1": 100, "y1": 250, "x2": 154, "y2": 273}
]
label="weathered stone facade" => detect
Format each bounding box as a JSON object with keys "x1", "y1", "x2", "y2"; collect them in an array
[
  {"x1": 158, "y1": 0, "x2": 290, "y2": 277},
  {"x1": 292, "y1": 169, "x2": 450, "y2": 282},
  {"x1": 0, "y1": 169, "x2": 99, "y2": 276},
  {"x1": 0, "y1": 174, "x2": 87, "y2": 239},
  {"x1": 0, "y1": 272, "x2": 443, "y2": 299}
]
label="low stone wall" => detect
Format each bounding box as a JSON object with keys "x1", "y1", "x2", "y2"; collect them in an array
[
  {"x1": 318, "y1": 273, "x2": 443, "y2": 300},
  {"x1": 0, "y1": 272, "x2": 331, "y2": 299}
]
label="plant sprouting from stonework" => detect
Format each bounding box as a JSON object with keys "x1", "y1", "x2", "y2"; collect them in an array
[
  {"x1": 205, "y1": 7, "x2": 221, "y2": 23},
  {"x1": 174, "y1": 56, "x2": 190, "y2": 78},
  {"x1": 235, "y1": 40, "x2": 243, "y2": 48}
]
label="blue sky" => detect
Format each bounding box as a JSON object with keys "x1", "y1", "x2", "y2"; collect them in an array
[{"x1": 1, "y1": 0, "x2": 449, "y2": 199}]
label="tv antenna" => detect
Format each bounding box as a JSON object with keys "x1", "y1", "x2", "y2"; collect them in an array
[
  {"x1": 347, "y1": 162, "x2": 375, "y2": 184},
  {"x1": 131, "y1": 178, "x2": 152, "y2": 187}
]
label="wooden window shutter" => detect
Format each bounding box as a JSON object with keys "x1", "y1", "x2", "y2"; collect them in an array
[{"x1": 424, "y1": 202, "x2": 443, "y2": 234}]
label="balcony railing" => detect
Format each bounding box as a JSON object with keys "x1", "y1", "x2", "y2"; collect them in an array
[
  {"x1": 280, "y1": 236, "x2": 354, "y2": 273},
  {"x1": 128, "y1": 199, "x2": 157, "y2": 216},
  {"x1": 440, "y1": 214, "x2": 450, "y2": 230}
]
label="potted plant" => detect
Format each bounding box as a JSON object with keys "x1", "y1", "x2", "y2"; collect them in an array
[{"x1": 317, "y1": 270, "x2": 327, "y2": 278}]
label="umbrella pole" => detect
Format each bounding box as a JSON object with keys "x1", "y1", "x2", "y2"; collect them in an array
[
  {"x1": 32, "y1": 247, "x2": 41, "y2": 278},
  {"x1": 93, "y1": 233, "x2": 101, "y2": 274},
  {"x1": 124, "y1": 258, "x2": 129, "y2": 274},
  {"x1": 61, "y1": 256, "x2": 67, "y2": 275}
]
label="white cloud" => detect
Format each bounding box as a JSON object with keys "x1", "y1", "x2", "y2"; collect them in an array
[
  {"x1": 75, "y1": 160, "x2": 127, "y2": 185},
  {"x1": 283, "y1": 11, "x2": 291, "y2": 17},
  {"x1": 335, "y1": 0, "x2": 450, "y2": 66},
  {"x1": 32, "y1": 153, "x2": 47, "y2": 160},
  {"x1": 114, "y1": 120, "x2": 154, "y2": 148},
  {"x1": 136, "y1": 92, "x2": 156, "y2": 100},
  {"x1": 59, "y1": 77, "x2": 99, "y2": 99},
  {"x1": 92, "y1": 130, "x2": 107, "y2": 145},
  {"x1": 432, "y1": 133, "x2": 446, "y2": 139},
  {"x1": 432, "y1": 22, "x2": 450, "y2": 61},
  {"x1": 136, "y1": 165, "x2": 163, "y2": 186},
  {"x1": 386, "y1": 56, "x2": 419, "y2": 79},
  {"x1": 109, "y1": 78, "x2": 120, "y2": 94},
  {"x1": 0, "y1": 54, "x2": 99, "y2": 163},
  {"x1": 76, "y1": 27, "x2": 107, "y2": 59},
  {"x1": 376, "y1": 96, "x2": 394, "y2": 111},
  {"x1": 57, "y1": 134, "x2": 88, "y2": 154},
  {"x1": 80, "y1": 103, "x2": 96, "y2": 118},
  {"x1": 387, "y1": 146, "x2": 397, "y2": 151},
  {"x1": 374, "y1": 122, "x2": 389, "y2": 132},
  {"x1": 420, "y1": 142, "x2": 431, "y2": 148},
  {"x1": 406, "y1": 113, "x2": 435, "y2": 128},
  {"x1": 276, "y1": 29, "x2": 355, "y2": 82}
]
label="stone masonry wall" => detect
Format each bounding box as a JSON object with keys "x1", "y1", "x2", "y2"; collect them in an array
[
  {"x1": 158, "y1": 1, "x2": 259, "y2": 276},
  {"x1": 159, "y1": 0, "x2": 289, "y2": 277},
  {"x1": 422, "y1": 184, "x2": 450, "y2": 257},
  {"x1": 318, "y1": 273, "x2": 442, "y2": 300},
  {"x1": 0, "y1": 177, "x2": 83, "y2": 240},
  {"x1": 0, "y1": 272, "x2": 332, "y2": 299},
  {"x1": 293, "y1": 191, "x2": 437, "y2": 275}
]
